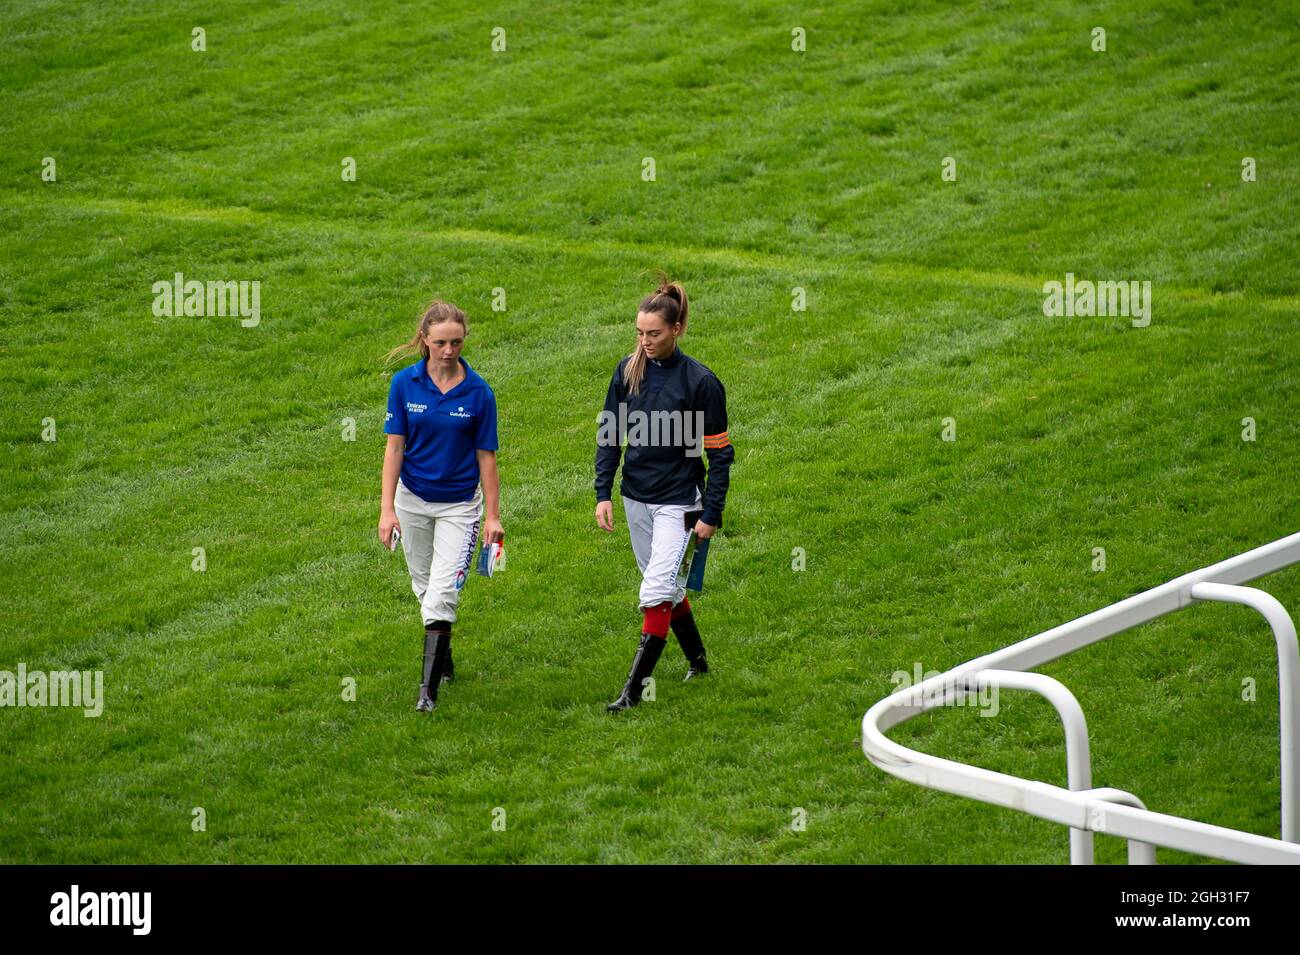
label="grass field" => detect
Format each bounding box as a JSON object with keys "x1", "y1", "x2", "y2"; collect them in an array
[{"x1": 1, "y1": 0, "x2": 1298, "y2": 863}]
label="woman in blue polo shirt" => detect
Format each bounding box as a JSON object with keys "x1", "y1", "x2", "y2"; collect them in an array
[{"x1": 380, "y1": 300, "x2": 503, "y2": 713}]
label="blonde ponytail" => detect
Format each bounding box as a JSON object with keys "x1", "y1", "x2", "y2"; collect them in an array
[{"x1": 385, "y1": 300, "x2": 469, "y2": 367}]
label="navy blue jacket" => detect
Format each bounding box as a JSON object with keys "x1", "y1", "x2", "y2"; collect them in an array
[{"x1": 594, "y1": 348, "x2": 734, "y2": 527}]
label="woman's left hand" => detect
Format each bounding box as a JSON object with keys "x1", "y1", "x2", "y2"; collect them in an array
[
  {"x1": 482, "y1": 517, "x2": 505, "y2": 546},
  {"x1": 694, "y1": 519, "x2": 717, "y2": 540}
]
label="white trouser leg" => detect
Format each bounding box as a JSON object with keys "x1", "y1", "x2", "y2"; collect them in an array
[
  {"x1": 623, "y1": 494, "x2": 699, "y2": 610},
  {"x1": 624, "y1": 496, "x2": 655, "y2": 574},
  {"x1": 395, "y1": 480, "x2": 435, "y2": 607},
  {"x1": 395, "y1": 480, "x2": 483, "y2": 626},
  {"x1": 422, "y1": 486, "x2": 482, "y2": 624}
]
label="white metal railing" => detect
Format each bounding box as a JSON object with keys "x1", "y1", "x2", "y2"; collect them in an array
[{"x1": 861, "y1": 532, "x2": 1300, "y2": 864}]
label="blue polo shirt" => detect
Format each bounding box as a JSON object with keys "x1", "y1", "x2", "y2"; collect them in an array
[{"x1": 385, "y1": 357, "x2": 498, "y2": 503}]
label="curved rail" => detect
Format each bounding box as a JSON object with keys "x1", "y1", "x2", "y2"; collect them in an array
[{"x1": 862, "y1": 532, "x2": 1300, "y2": 864}]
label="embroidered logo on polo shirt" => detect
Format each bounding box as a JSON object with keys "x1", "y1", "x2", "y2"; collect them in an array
[
  {"x1": 450, "y1": 405, "x2": 472, "y2": 418},
  {"x1": 406, "y1": 402, "x2": 427, "y2": 414}
]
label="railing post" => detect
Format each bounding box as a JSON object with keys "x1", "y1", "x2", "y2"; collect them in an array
[
  {"x1": 1189, "y1": 582, "x2": 1300, "y2": 843},
  {"x1": 973, "y1": 671, "x2": 1094, "y2": 863},
  {"x1": 1080, "y1": 788, "x2": 1158, "y2": 864}
]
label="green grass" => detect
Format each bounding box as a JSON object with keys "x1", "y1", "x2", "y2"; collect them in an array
[{"x1": 1, "y1": 0, "x2": 1298, "y2": 863}]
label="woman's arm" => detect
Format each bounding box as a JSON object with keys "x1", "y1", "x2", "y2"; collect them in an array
[
  {"x1": 595, "y1": 362, "x2": 625, "y2": 532},
  {"x1": 379, "y1": 433, "x2": 405, "y2": 547},
  {"x1": 477, "y1": 448, "x2": 504, "y2": 545}
]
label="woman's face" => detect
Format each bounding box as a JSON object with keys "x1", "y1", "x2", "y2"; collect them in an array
[
  {"x1": 424, "y1": 320, "x2": 465, "y2": 365},
  {"x1": 636, "y1": 310, "x2": 679, "y2": 360}
]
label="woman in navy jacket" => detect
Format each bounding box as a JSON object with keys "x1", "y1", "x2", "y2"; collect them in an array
[{"x1": 594, "y1": 277, "x2": 734, "y2": 711}]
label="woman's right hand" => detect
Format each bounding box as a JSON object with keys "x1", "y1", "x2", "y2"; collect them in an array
[
  {"x1": 379, "y1": 509, "x2": 402, "y2": 549},
  {"x1": 595, "y1": 500, "x2": 614, "y2": 532}
]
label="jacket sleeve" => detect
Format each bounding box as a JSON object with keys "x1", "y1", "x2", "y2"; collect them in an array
[
  {"x1": 594, "y1": 363, "x2": 625, "y2": 503},
  {"x1": 698, "y1": 373, "x2": 734, "y2": 527}
]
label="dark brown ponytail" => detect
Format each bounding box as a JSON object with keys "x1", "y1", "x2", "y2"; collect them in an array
[{"x1": 624, "y1": 273, "x2": 688, "y2": 395}]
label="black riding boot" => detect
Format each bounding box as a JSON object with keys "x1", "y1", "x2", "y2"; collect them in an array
[
  {"x1": 607, "y1": 633, "x2": 667, "y2": 712},
  {"x1": 671, "y1": 609, "x2": 709, "y2": 681},
  {"x1": 442, "y1": 643, "x2": 455, "y2": 684},
  {"x1": 417, "y1": 624, "x2": 452, "y2": 712}
]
